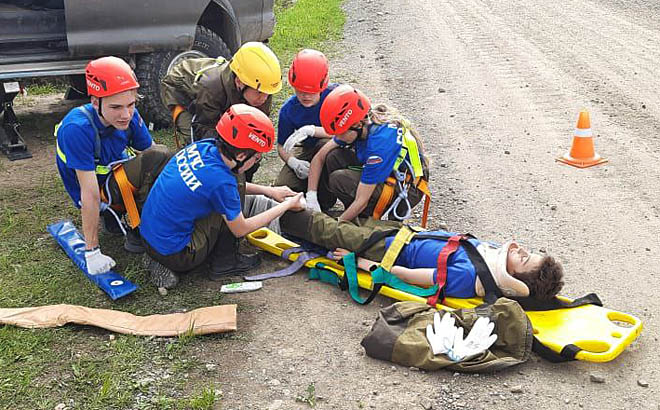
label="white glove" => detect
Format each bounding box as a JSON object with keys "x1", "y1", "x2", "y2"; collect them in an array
[
  {"x1": 282, "y1": 125, "x2": 316, "y2": 153},
  {"x1": 287, "y1": 156, "x2": 310, "y2": 179},
  {"x1": 305, "y1": 190, "x2": 321, "y2": 212},
  {"x1": 426, "y1": 311, "x2": 458, "y2": 355},
  {"x1": 84, "y1": 248, "x2": 116, "y2": 275},
  {"x1": 447, "y1": 316, "x2": 498, "y2": 362}
]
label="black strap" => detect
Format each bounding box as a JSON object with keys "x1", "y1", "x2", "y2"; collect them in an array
[
  {"x1": 354, "y1": 228, "x2": 400, "y2": 256},
  {"x1": 78, "y1": 106, "x2": 101, "y2": 164},
  {"x1": 512, "y1": 293, "x2": 602, "y2": 311},
  {"x1": 532, "y1": 338, "x2": 580, "y2": 362},
  {"x1": 338, "y1": 275, "x2": 385, "y2": 305},
  {"x1": 457, "y1": 238, "x2": 502, "y2": 304}
]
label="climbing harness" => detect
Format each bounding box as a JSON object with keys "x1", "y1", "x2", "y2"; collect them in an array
[
  {"x1": 55, "y1": 105, "x2": 140, "y2": 232},
  {"x1": 372, "y1": 124, "x2": 431, "y2": 227}
]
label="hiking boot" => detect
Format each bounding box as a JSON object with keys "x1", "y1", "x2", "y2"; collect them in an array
[
  {"x1": 101, "y1": 210, "x2": 123, "y2": 235},
  {"x1": 123, "y1": 228, "x2": 145, "y2": 254},
  {"x1": 208, "y1": 251, "x2": 261, "y2": 281},
  {"x1": 142, "y1": 254, "x2": 179, "y2": 290}
]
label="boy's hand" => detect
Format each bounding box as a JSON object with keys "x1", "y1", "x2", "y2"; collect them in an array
[
  {"x1": 269, "y1": 186, "x2": 297, "y2": 202},
  {"x1": 287, "y1": 157, "x2": 310, "y2": 179},
  {"x1": 285, "y1": 192, "x2": 306, "y2": 211}
]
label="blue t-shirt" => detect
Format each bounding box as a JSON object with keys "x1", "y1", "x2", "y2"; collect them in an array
[
  {"x1": 333, "y1": 123, "x2": 404, "y2": 185},
  {"x1": 140, "y1": 139, "x2": 242, "y2": 256},
  {"x1": 55, "y1": 104, "x2": 152, "y2": 207},
  {"x1": 277, "y1": 84, "x2": 337, "y2": 148},
  {"x1": 384, "y1": 231, "x2": 483, "y2": 298}
]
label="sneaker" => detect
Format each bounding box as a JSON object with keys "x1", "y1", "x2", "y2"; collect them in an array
[
  {"x1": 142, "y1": 254, "x2": 179, "y2": 290},
  {"x1": 208, "y1": 252, "x2": 261, "y2": 281},
  {"x1": 124, "y1": 228, "x2": 145, "y2": 254}
]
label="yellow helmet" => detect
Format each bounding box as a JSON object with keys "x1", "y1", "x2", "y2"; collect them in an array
[{"x1": 229, "y1": 42, "x2": 282, "y2": 94}]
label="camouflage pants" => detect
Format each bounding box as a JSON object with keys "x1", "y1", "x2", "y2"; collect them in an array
[
  {"x1": 280, "y1": 210, "x2": 402, "y2": 261},
  {"x1": 274, "y1": 139, "x2": 335, "y2": 210}
]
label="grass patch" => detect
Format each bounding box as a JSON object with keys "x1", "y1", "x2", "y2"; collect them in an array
[
  {"x1": 270, "y1": 0, "x2": 345, "y2": 64},
  {"x1": 0, "y1": 0, "x2": 346, "y2": 408},
  {"x1": 25, "y1": 83, "x2": 67, "y2": 96}
]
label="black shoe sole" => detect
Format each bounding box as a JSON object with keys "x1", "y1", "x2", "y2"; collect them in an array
[{"x1": 208, "y1": 260, "x2": 261, "y2": 281}]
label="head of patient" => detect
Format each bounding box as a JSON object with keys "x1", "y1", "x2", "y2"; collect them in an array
[{"x1": 507, "y1": 243, "x2": 564, "y2": 300}]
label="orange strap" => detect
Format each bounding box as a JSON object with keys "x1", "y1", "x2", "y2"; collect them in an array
[
  {"x1": 416, "y1": 177, "x2": 431, "y2": 228},
  {"x1": 372, "y1": 176, "x2": 397, "y2": 221},
  {"x1": 112, "y1": 164, "x2": 140, "y2": 229},
  {"x1": 172, "y1": 105, "x2": 186, "y2": 149}
]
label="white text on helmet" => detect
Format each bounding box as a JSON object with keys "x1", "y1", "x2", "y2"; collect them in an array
[
  {"x1": 338, "y1": 109, "x2": 353, "y2": 128},
  {"x1": 86, "y1": 79, "x2": 101, "y2": 92},
  {"x1": 248, "y1": 132, "x2": 267, "y2": 147}
]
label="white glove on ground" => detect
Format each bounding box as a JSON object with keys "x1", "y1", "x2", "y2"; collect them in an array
[
  {"x1": 447, "y1": 316, "x2": 498, "y2": 362},
  {"x1": 305, "y1": 190, "x2": 321, "y2": 212},
  {"x1": 283, "y1": 125, "x2": 316, "y2": 153},
  {"x1": 85, "y1": 248, "x2": 116, "y2": 275},
  {"x1": 426, "y1": 311, "x2": 458, "y2": 355},
  {"x1": 287, "y1": 156, "x2": 310, "y2": 179}
]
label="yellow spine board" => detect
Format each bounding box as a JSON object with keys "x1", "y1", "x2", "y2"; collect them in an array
[{"x1": 248, "y1": 228, "x2": 643, "y2": 363}]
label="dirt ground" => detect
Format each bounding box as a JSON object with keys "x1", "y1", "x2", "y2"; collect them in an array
[{"x1": 3, "y1": 0, "x2": 660, "y2": 408}]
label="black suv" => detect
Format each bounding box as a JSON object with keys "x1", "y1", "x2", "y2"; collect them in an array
[{"x1": 0, "y1": 0, "x2": 275, "y2": 159}]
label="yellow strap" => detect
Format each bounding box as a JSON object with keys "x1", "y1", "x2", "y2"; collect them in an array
[
  {"x1": 372, "y1": 177, "x2": 396, "y2": 220},
  {"x1": 380, "y1": 226, "x2": 416, "y2": 271},
  {"x1": 55, "y1": 140, "x2": 67, "y2": 163},
  {"x1": 392, "y1": 126, "x2": 423, "y2": 178},
  {"x1": 112, "y1": 164, "x2": 140, "y2": 229},
  {"x1": 402, "y1": 129, "x2": 423, "y2": 178}
]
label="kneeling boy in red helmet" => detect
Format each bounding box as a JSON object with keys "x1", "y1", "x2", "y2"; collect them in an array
[
  {"x1": 139, "y1": 104, "x2": 305, "y2": 292},
  {"x1": 55, "y1": 56, "x2": 171, "y2": 276}
]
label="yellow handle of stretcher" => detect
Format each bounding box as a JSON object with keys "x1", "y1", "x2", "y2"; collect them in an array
[{"x1": 247, "y1": 228, "x2": 643, "y2": 363}]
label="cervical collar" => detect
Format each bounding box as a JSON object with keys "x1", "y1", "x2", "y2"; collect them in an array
[{"x1": 476, "y1": 241, "x2": 530, "y2": 298}]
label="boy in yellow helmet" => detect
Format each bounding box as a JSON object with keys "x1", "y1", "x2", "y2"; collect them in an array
[{"x1": 161, "y1": 42, "x2": 282, "y2": 142}]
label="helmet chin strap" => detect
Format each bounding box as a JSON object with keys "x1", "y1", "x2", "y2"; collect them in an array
[
  {"x1": 346, "y1": 120, "x2": 368, "y2": 146},
  {"x1": 98, "y1": 97, "x2": 104, "y2": 118},
  {"x1": 217, "y1": 140, "x2": 255, "y2": 173}
]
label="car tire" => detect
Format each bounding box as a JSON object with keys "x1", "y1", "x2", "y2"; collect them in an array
[{"x1": 135, "y1": 25, "x2": 232, "y2": 129}]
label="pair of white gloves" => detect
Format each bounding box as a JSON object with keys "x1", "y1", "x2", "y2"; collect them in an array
[
  {"x1": 284, "y1": 125, "x2": 316, "y2": 180},
  {"x1": 426, "y1": 311, "x2": 498, "y2": 362},
  {"x1": 85, "y1": 248, "x2": 116, "y2": 275}
]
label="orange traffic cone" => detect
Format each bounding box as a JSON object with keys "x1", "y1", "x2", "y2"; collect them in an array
[{"x1": 557, "y1": 110, "x2": 607, "y2": 168}]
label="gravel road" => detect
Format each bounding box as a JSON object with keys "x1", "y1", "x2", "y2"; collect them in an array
[
  {"x1": 4, "y1": 0, "x2": 658, "y2": 408},
  {"x1": 215, "y1": 1, "x2": 659, "y2": 408}
]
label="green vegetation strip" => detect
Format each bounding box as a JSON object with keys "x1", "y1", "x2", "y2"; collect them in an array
[{"x1": 0, "y1": 0, "x2": 345, "y2": 408}]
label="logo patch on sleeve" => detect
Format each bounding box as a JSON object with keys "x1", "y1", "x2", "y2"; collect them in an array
[{"x1": 366, "y1": 155, "x2": 383, "y2": 165}]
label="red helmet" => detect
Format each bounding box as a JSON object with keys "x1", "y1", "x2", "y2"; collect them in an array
[
  {"x1": 85, "y1": 56, "x2": 139, "y2": 98},
  {"x1": 216, "y1": 104, "x2": 274, "y2": 153},
  {"x1": 320, "y1": 84, "x2": 371, "y2": 135},
  {"x1": 288, "y1": 49, "x2": 329, "y2": 93}
]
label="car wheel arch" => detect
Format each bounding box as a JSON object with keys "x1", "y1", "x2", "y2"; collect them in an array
[{"x1": 198, "y1": 0, "x2": 242, "y2": 53}]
